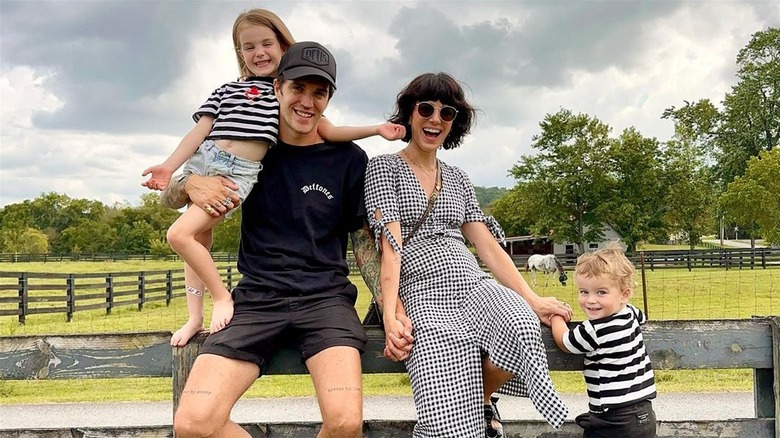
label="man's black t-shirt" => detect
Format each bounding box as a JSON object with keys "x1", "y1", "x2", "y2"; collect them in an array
[{"x1": 235, "y1": 139, "x2": 368, "y2": 300}]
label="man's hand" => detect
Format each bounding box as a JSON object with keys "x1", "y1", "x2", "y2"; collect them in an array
[
  {"x1": 377, "y1": 123, "x2": 406, "y2": 141},
  {"x1": 383, "y1": 312, "x2": 414, "y2": 362},
  {"x1": 185, "y1": 174, "x2": 241, "y2": 217},
  {"x1": 141, "y1": 164, "x2": 175, "y2": 190}
]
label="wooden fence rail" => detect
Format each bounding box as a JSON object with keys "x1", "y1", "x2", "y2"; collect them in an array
[
  {"x1": 0, "y1": 317, "x2": 777, "y2": 437},
  {"x1": 0, "y1": 266, "x2": 242, "y2": 325}
]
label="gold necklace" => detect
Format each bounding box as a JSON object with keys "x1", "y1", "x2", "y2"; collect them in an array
[{"x1": 402, "y1": 149, "x2": 437, "y2": 175}]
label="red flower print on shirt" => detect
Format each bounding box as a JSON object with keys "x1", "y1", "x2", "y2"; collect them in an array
[{"x1": 245, "y1": 86, "x2": 260, "y2": 100}]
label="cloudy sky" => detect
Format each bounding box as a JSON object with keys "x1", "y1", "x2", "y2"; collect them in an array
[{"x1": 1, "y1": 0, "x2": 777, "y2": 208}]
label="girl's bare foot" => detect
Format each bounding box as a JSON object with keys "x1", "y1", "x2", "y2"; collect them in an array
[{"x1": 171, "y1": 319, "x2": 204, "y2": 346}]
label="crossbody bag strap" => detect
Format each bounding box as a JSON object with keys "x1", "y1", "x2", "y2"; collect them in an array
[{"x1": 403, "y1": 166, "x2": 442, "y2": 245}]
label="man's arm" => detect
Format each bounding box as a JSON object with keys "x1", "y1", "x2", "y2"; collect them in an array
[{"x1": 351, "y1": 222, "x2": 382, "y2": 307}]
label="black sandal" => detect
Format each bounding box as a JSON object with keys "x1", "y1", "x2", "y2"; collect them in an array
[{"x1": 484, "y1": 396, "x2": 503, "y2": 438}]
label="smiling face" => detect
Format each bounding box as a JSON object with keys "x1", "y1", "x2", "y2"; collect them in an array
[
  {"x1": 409, "y1": 100, "x2": 454, "y2": 152},
  {"x1": 237, "y1": 24, "x2": 285, "y2": 77},
  {"x1": 274, "y1": 77, "x2": 330, "y2": 144},
  {"x1": 576, "y1": 274, "x2": 630, "y2": 320}
]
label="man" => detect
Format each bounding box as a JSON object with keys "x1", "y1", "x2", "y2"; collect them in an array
[{"x1": 172, "y1": 41, "x2": 375, "y2": 438}]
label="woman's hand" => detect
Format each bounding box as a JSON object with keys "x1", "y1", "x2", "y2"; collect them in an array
[
  {"x1": 185, "y1": 174, "x2": 241, "y2": 217},
  {"x1": 529, "y1": 295, "x2": 573, "y2": 327},
  {"x1": 383, "y1": 313, "x2": 414, "y2": 362}
]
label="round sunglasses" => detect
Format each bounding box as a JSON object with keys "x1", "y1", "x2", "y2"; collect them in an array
[{"x1": 415, "y1": 101, "x2": 458, "y2": 122}]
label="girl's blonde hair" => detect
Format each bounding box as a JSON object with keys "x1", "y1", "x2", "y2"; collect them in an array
[
  {"x1": 232, "y1": 9, "x2": 296, "y2": 79},
  {"x1": 575, "y1": 242, "x2": 636, "y2": 294}
]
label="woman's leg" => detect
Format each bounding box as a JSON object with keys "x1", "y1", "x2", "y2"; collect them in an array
[
  {"x1": 405, "y1": 326, "x2": 484, "y2": 438},
  {"x1": 167, "y1": 206, "x2": 233, "y2": 334}
]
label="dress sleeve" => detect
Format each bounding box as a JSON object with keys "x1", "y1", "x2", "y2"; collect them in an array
[
  {"x1": 454, "y1": 166, "x2": 506, "y2": 243},
  {"x1": 364, "y1": 155, "x2": 403, "y2": 254}
]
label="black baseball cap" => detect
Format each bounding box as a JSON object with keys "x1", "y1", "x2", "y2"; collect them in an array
[{"x1": 277, "y1": 41, "x2": 337, "y2": 90}]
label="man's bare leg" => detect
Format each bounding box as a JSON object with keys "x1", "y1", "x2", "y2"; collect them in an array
[
  {"x1": 307, "y1": 346, "x2": 363, "y2": 438},
  {"x1": 174, "y1": 353, "x2": 259, "y2": 438}
]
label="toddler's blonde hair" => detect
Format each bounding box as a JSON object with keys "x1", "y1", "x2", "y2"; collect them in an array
[{"x1": 575, "y1": 242, "x2": 636, "y2": 295}]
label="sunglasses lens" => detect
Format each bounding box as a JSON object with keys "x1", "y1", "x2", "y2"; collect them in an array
[
  {"x1": 417, "y1": 102, "x2": 434, "y2": 118},
  {"x1": 440, "y1": 107, "x2": 456, "y2": 122}
]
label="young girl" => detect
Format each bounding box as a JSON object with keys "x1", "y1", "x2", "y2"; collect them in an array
[{"x1": 141, "y1": 9, "x2": 404, "y2": 346}]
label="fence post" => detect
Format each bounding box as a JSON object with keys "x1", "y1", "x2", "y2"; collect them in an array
[
  {"x1": 226, "y1": 266, "x2": 233, "y2": 291},
  {"x1": 66, "y1": 274, "x2": 75, "y2": 322},
  {"x1": 761, "y1": 249, "x2": 766, "y2": 269},
  {"x1": 105, "y1": 274, "x2": 114, "y2": 315},
  {"x1": 686, "y1": 250, "x2": 692, "y2": 272},
  {"x1": 138, "y1": 272, "x2": 146, "y2": 311},
  {"x1": 640, "y1": 252, "x2": 649, "y2": 320},
  {"x1": 17, "y1": 273, "x2": 28, "y2": 325},
  {"x1": 166, "y1": 270, "x2": 173, "y2": 306}
]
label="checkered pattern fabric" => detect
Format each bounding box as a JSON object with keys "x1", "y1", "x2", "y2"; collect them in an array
[{"x1": 365, "y1": 154, "x2": 568, "y2": 436}]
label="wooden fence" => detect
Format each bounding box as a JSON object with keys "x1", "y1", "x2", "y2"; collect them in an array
[
  {"x1": 511, "y1": 248, "x2": 780, "y2": 271},
  {"x1": 0, "y1": 266, "x2": 241, "y2": 325},
  {"x1": 1, "y1": 318, "x2": 777, "y2": 437}
]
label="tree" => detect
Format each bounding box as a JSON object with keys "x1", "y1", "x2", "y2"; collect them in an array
[
  {"x1": 491, "y1": 186, "x2": 536, "y2": 237},
  {"x1": 510, "y1": 109, "x2": 612, "y2": 253},
  {"x1": 1, "y1": 227, "x2": 48, "y2": 254},
  {"x1": 602, "y1": 128, "x2": 667, "y2": 252},
  {"x1": 663, "y1": 28, "x2": 779, "y2": 187},
  {"x1": 661, "y1": 141, "x2": 716, "y2": 249},
  {"x1": 720, "y1": 148, "x2": 780, "y2": 245},
  {"x1": 58, "y1": 220, "x2": 119, "y2": 253}
]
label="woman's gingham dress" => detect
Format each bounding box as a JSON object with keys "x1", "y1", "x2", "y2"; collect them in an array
[{"x1": 365, "y1": 153, "x2": 568, "y2": 437}]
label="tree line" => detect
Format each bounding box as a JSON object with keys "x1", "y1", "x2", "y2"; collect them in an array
[
  {"x1": 1, "y1": 29, "x2": 776, "y2": 256},
  {"x1": 490, "y1": 28, "x2": 779, "y2": 252}
]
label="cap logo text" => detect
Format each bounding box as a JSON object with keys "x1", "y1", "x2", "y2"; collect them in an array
[{"x1": 302, "y1": 47, "x2": 329, "y2": 66}]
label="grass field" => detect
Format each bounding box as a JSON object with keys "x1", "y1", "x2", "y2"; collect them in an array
[{"x1": 1, "y1": 260, "x2": 777, "y2": 404}]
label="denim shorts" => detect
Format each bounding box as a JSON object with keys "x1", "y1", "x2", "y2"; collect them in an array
[{"x1": 181, "y1": 139, "x2": 262, "y2": 203}]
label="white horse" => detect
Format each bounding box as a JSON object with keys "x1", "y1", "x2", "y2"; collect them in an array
[{"x1": 525, "y1": 254, "x2": 568, "y2": 287}]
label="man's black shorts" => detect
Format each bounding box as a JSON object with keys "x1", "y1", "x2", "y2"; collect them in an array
[{"x1": 198, "y1": 284, "x2": 368, "y2": 372}]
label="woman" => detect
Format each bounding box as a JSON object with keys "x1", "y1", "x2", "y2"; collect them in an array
[{"x1": 364, "y1": 72, "x2": 571, "y2": 437}]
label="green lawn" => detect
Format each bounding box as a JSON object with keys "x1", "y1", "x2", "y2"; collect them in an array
[{"x1": 1, "y1": 260, "x2": 777, "y2": 404}]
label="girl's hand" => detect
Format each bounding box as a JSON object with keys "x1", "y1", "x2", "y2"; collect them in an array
[
  {"x1": 209, "y1": 297, "x2": 234, "y2": 334},
  {"x1": 141, "y1": 165, "x2": 174, "y2": 190},
  {"x1": 377, "y1": 123, "x2": 406, "y2": 141}
]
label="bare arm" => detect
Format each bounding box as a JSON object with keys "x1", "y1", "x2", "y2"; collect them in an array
[
  {"x1": 318, "y1": 117, "x2": 406, "y2": 142},
  {"x1": 141, "y1": 116, "x2": 214, "y2": 190},
  {"x1": 462, "y1": 221, "x2": 572, "y2": 325},
  {"x1": 550, "y1": 315, "x2": 571, "y2": 353},
  {"x1": 351, "y1": 222, "x2": 383, "y2": 306}
]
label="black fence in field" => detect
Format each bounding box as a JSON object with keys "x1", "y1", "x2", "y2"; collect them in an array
[
  {"x1": 0, "y1": 249, "x2": 777, "y2": 325},
  {"x1": 0, "y1": 266, "x2": 241, "y2": 325},
  {"x1": 510, "y1": 248, "x2": 780, "y2": 271}
]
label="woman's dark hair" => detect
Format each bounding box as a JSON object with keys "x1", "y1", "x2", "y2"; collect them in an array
[{"x1": 389, "y1": 72, "x2": 476, "y2": 150}]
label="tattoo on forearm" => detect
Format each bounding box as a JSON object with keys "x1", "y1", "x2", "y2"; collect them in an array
[
  {"x1": 351, "y1": 226, "x2": 383, "y2": 306},
  {"x1": 327, "y1": 386, "x2": 362, "y2": 393}
]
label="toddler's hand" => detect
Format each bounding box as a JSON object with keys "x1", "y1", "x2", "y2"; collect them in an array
[{"x1": 209, "y1": 298, "x2": 234, "y2": 334}]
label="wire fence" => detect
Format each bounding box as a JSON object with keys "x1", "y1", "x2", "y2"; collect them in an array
[{"x1": 0, "y1": 249, "x2": 778, "y2": 335}]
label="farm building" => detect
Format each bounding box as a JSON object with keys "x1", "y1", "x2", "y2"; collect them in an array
[{"x1": 503, "y1": 226, "x2": 622, "y2": 256}]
